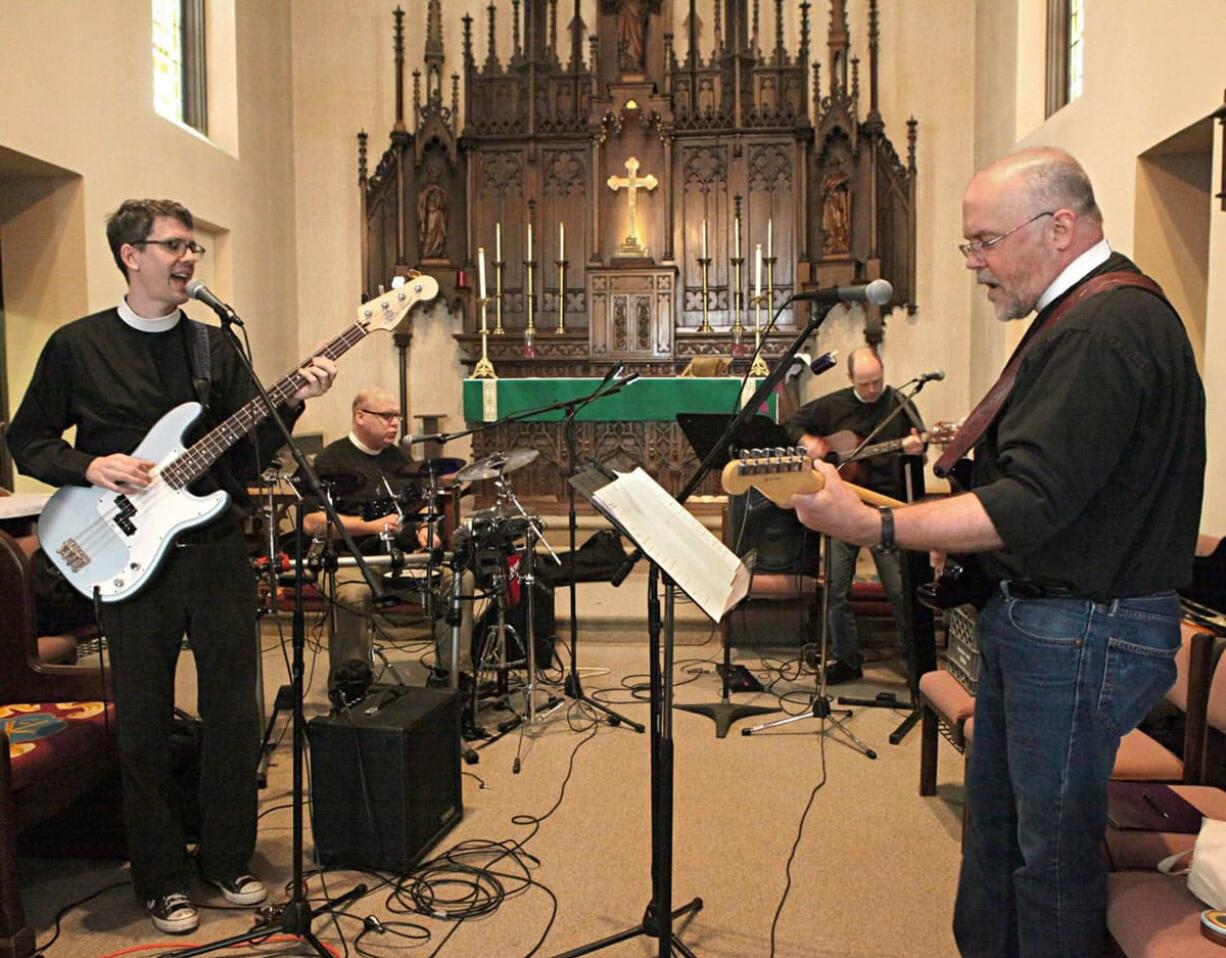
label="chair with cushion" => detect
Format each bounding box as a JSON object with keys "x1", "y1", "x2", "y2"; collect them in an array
[{"x1": 0, "y1": 529, "x2": 120, "y2": 958}]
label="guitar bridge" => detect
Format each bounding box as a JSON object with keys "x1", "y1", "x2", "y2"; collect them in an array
[{"x1": 56, "y1": 538, "x2": 91, "y2": 572}]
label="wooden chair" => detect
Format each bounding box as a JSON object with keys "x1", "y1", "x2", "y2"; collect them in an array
[{"x1": 0, "y1": 530, "x2": 120, "y2": 958}]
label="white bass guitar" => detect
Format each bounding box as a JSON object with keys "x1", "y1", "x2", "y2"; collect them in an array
[{"x1": 39, "y1": 274, "x2": 438, "y2": 602}]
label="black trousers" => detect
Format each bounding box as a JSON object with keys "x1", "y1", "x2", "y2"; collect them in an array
[{"x1": 102, "y1": 534, "x2": 261, "y2": 899}]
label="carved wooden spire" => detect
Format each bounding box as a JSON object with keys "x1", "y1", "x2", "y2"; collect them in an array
[
  {"x1": 867, "y1": 0, "x2": 881, "y2": 121},
  {"x1": 828, "y1": 0, "x2": 850, "y2": 92},
  {"x1": 568, "y1": 0, "x2": 585, "y2": 71},
  {"x1": 393, "y1": 6, "x2": 406, "y2": 132},
  {"x1": 485, "y1": 2, "x2": 499, "y2": 72},
  {"x1": 424, "y1": 0, "x2": 444, "y2": 106}
]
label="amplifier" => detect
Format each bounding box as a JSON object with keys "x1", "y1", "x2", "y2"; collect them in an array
[
  {"x1": 307, "y1": 685, "x2": 462, "y2": 872},
  {"x1": 944, "y1": 605, "x2": 980, "y2": 694}
]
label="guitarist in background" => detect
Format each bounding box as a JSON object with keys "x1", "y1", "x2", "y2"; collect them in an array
[
  {"x1": 789, "y1": 149, "x2": 1205, "y2": 958},
  {"x1": 7, "y1": 199, "x2": 337, "y2": 935},
  {"x1": 783, "y1": 346, "x2": 925, "y2": 684}
]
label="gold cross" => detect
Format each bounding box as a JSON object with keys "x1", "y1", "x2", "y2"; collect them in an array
[{"x1": 607, "y1": 156, "x2": 658, "y2": 254}]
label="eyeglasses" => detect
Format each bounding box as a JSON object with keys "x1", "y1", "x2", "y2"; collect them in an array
[
  {"x1": 958, "y1": 211, "x2": 1054, "y2": 259},
  {"x1": 133, "y1": 238, "x2": 207, "y2": 258},
  {"x1": 359, "y1": 409, "x2": 402, "y2": 424}
]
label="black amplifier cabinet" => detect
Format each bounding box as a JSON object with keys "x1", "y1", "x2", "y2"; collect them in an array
[
  {"x1": 944, "y1": 605, "x2": 981, "y2": 695},
  {"x1": 307, "y1": 685, "x2": 462, "y2": 872}
]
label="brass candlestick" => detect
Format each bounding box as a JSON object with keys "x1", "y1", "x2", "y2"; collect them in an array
[
  {"x1": 749, "y1": 291, "x2": 769, "y2": 377},
  {"x1": 493, "y1": 259, "x2": 506, "y2": 334},
  {"x1": 697, "y1": 256, "x2": 713, "y2": 333},
  {"x1": 524, "y1": 258, "x2": 537, "y2": 356},
  {"x1": 555, "y1": 259, "x2": 568, "y2": 334},
  {"x1": 472, "y1": 295, "x2": 497, "y2": 379},
  {"x1": 729, "y1": 255, "x2": 746, "y2": 350}
]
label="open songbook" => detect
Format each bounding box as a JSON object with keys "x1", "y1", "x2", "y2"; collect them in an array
[{"x1": 587, "y1": 467, "x2": 751, "y2": 622}]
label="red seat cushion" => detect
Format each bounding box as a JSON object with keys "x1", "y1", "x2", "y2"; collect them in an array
[{"x1": 1, "y1": 701, "x2": 116, "y2": 791}]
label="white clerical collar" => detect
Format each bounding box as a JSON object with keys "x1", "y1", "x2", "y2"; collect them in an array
[
  {"x1": 348, "y1": 432, "x2": 383, "y2": 456},
  {"x1": 1035, "y1": 238, "x2": 1112, "y2": 313},
  {"x1": 118, "y1": 297, "x2": 182, "y2": 333}
]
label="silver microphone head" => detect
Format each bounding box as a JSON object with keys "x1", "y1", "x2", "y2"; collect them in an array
[{"x1": 865, "y1": 279, "x2": 894, "y2": 306}]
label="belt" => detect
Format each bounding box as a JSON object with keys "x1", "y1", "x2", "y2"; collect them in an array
[{"x1": 998, "y1": 579, "x2": 1083, "y2": 600}]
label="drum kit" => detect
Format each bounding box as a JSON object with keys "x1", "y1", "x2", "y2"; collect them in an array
[{"x1": 307, "y1": 447, "x2": 560, "y2": 745}]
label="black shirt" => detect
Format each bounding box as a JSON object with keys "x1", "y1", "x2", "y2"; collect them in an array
[
  {"x1": 972, "y1": 252, "x2": 1205, "y2": 601},
  {"x1": 784, "y1": 384, "x2": 924, "y2": 498},
  {"x1": 306, "y1": 436, "x2": 422, "y2": 553},
  {"x1": 7, "y1": 307, "x2": 298, "y2": 538}
]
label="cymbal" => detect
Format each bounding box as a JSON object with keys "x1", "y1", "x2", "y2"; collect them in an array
[
  {"x1": 290, "y1": 469, "x2": 366, "y2": 499},
  {"x1": 456, "y1": 448, "x2": 540, "y2": 482},
  {"x1": 404, "y1": 457, "x2": 466, "y2": 478}
]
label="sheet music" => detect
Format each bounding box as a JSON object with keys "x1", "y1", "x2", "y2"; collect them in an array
[{"x1": 591, "y1": 467, "x2": 749, "y2": 622}]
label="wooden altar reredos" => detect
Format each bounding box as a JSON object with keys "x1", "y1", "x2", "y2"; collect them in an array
[{"x1": 359, "y1": 0, "x2": 918, "y2": 500}]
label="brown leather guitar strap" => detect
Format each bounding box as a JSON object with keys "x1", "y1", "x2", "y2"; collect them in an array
[{"x1": 934, "y1": 272, "x2": 1167, "y2": 478}]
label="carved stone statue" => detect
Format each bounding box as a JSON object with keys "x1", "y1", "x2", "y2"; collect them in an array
[
  {"x1": 617, "y1": 0, "x2": 648, "y2": 73},
  {"x1": 821, "y1": 164, "x2": 851, "y2": 256},
  {"x1": 417, "y1": 183, "x2": 448, "y2": 260}
]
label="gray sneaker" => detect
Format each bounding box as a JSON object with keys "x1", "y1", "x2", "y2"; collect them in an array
[{"x1": 205, "y1": 873, "x2": 267, "y2": 906}]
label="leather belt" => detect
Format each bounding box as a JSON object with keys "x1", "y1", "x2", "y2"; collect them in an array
[{"x1": 999, "y1": 579, "x2": 1083, "y2": 600}]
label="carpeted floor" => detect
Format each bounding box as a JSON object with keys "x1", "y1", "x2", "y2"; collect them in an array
[{"x1": 16, "y1": 598, "x2": 965, "y2": 958}]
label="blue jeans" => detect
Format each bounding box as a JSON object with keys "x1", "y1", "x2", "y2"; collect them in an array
[
  {"x1": 953, "y1": 588, "x2": 1181, "y2": 958},
  {"x1": 825, "y1": 537, "x2": 910, "y2": 667}
]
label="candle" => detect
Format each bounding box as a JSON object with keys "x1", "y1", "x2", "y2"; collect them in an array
[
  {"x1": 495, "y1": 222, "x2": 502, "y2": 261},
  {"x1": 754, "y1": 244, "x2": 763, "y2": 298},
  {"x1": 767, "y1": 218, "x2": 773, "y2": 258},
  {"x1": 559, "y1": 221, "x2": 565, "y2": 259},
  {"x1": 734, "y1": 217, "x2": 741, "y2": 258},
  {"x1": 477, "y1": 247, "x2": 487, "y2": 300},
  {"x1": 702, "y1": 218, "x2": 708, "y2": 259},
  {"x1": 527, "y1": 222, "x2": 533, "y2": 261}
]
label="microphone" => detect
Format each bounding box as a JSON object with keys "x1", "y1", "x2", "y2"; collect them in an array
[
  {"x1": 185, "y1": 279, "x2": 243, "y2": 326},
  {"x1": 791, "y1": 279, "x2": 894, "y2": 306},
  {"x1": 916, "y1": 370, "x2": 946, "y2": 383},
  {"x1": 808, "y1": 351, "x2": 839, "y2": 375}
]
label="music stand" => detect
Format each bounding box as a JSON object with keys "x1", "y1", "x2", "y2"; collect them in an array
[{"x1": 674, "y1": 413, "x2": 788, "y2": 737}]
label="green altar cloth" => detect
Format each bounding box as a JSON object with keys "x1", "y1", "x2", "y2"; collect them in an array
[{"x1": 463, "y1": 377, "x2": 776, "y2": 422}]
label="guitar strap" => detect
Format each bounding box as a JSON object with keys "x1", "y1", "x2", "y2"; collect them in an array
[
  {"x1": 184, "y1": 319, "x2": 212, "y2": 414},
  {"x1": 933, "y1": 271, "x2": 1168, "y2": 478}
]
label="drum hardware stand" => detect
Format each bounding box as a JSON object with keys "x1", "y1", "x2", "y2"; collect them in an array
[
  {"x1": 165, "y1": 302, "x2": 378, "y2": 958},
  {"x1": 254, "y1": 466, "x2": 290, "y2": 788},
  {"x1": 409, "y1": 374, "x2": 647, "y2": 734}
]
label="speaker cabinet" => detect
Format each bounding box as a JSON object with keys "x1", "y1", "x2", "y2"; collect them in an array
[
  {"x1": 726, "y1": 489, "x2": 821, "y2": 575},
  {"x1": 307, "y1": 685, "x2": 462, "y2": 872}
]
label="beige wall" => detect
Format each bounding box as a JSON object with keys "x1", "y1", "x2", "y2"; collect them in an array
[
  {"x1": 973, "y1": 0, "x2": 1226, "y2": 532},
  {"x1": 0, "y1": 0, "x2": 297, "y2": 491}
]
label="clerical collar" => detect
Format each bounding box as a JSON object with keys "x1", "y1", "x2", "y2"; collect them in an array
[
  {"x1": 1035, "y1": 238, "x2": 1112, "y2": 313},
  {"x1": 348, "y1": 432, "x2": 383, "y2": 456},
  {"x1": 118, "y1": 297, "x2": 182, "y2": 333}
]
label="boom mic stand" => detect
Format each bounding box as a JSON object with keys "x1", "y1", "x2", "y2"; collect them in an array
[
  {"x1": 166, "y1": 313, "x2": 382, "y2": 958},
  {"x1": 822, "y1": 376, "x2": 937, "y2": 745}
]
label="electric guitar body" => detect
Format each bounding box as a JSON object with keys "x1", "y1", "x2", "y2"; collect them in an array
[{"x1": 39, "y1": 402, "x2": 230, "y2": 603}]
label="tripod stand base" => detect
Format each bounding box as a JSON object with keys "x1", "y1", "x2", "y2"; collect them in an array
[
  {"x1": 563, "y1": 672, "x2": 646, "y2": 733},
  {"x1": 548, "y1": 896, "x2": 704, "y2": 958},
  {"x1": 742, "y1": 696, "x2": 878, "y2": 759},
  {"x1": 836, "y1": 692, "x2": 923, "y2": 745},
  {"x1": 676, "y1": 699, "x2": 781, "y2": 739}
]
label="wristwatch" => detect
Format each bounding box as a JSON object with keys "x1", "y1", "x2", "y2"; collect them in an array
[{"x1": 878, "y1": 506, "x2": 896, "y2": 551}]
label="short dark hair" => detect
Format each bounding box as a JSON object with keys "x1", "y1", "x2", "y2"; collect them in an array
[{"x1": 106, "y1": 199, "x2": 194, "y2": 277}]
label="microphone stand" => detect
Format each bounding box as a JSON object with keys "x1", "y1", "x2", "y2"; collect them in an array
[
  {"x1": 829, "y1": 377, "x2": 938, "y2": 745},
  {"x1": 165, "y1": 312, "x2": 375, "y2": 958},
  {"x1": 550, "y1": 296, "x2": 836, "y2": 958}
]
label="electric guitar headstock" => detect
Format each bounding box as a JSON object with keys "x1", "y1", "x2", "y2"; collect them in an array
[
  {"x1": 721, "y1": 448, "x2": 825, "y2": 507},
  {"x1": 925, "y1": 420, "x2": 963, "y2": 446},
  {"x1": 359, "y1": 270, "x2": 440, "y2": 332}
]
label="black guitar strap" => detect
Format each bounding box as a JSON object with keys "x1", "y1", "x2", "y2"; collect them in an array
[{"x1": 183, "y1": 319, "x2": 212, "y2": 413}]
